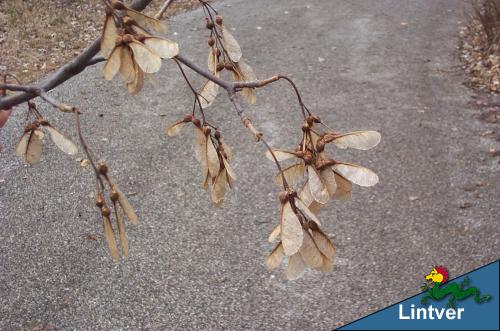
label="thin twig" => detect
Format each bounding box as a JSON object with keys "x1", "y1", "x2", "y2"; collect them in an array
[
  {"x1": 172, "y1": 58, "x2": 206, "y2": 122},
  {"x1": 227, "y1": 90, "x2": 289, "y2": 190},
  {"x1": 154, "y1": 0, "x2": 175, "y2": 19}
]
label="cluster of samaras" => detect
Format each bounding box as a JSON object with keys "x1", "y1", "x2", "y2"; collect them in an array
[
  {"x1": 198, "y1": 12, "x2": 257, "y2": 107},
  {"x1": 166, "y1": 115, "x2": 236, "y2": 207},
  {"x1": 265, "y1": 115, "x2": 381, "y2": 279},
  {"x1": 15, "y1": 101, "x2": 77, "y2": 164},
  {"x1": 101, "y1": 0, "x2": 178, "y2": 94}
]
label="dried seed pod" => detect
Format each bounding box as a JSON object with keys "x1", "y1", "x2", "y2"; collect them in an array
[
  {"x1": 110, "y1": 189, "x2": 119, "y2": 202},
  {"x1": 101, "y1": 206, "x2": 111, "y2": 217},
  {"x1": 96, "y1": 194, "x2": 105, "y2": 208},
  {"x1": 215, "y1": 15, "x2": 223, "y2": 25},
  {"x1": 136, "y1": 34, "x2": 147, "y2": 42},
  {"x1": 308, "y1": 219, "x2": 319, "y2": 231},
  {"x1": 278, "y1": 191, "x2": 288, "y2": 204},
  {"x1": 216, "y1": 48, "x2": 221, "y2": 57},
  {"x1": 214, "y1": 130, "x2": 221, "y2": 139},
  {"x1": 316, "y1": 139, "x2": 325, "y2": 153},
  {"x1": 208, "y1": 37, "x2": 215, "y2": 46},
  {"x1": 192, "y1": 118, "x2": 201, "y2": 127},
  {"x1": 26, "y1": 123, "x2": 38, "y2": 132},
  {"x1": 98, "y1": 163, "x2": 108, "y2": 176},
  {"x1": 123, "y1": 34, "x2": 134, "y2": 43},
  {"x1": 224, "y1": 63, "x2": 234, "y2": 71},
  {"x1": 206, "y1": 21, "x2": 214, "y2": 29},
  {"x1": 123, "y1": 16, "x2": 136, "y2": 26},
  {"x1": 183, "y1": 114, "x2": 193, "y2": 122},
  {"x1": 111, "y1": 0, "x2": 125, "y2": 10},
  {"x1": 203, "y1": 126, "x2": 211, "y2": 136},
  {"x1": 216, "y1": 63, "x2": 225, "y2": 72},
  {"x1": 303, "y1": 152, "x2": 313, "y2": 164},
  {"x1": 115, "y1": 35, "x2": 124, "y2": 46}
]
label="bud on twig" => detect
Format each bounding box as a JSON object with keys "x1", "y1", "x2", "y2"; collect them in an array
[
  {"x1": 101, "y1": 206, "x2": 111, "y2": 217},
  {"x1": 98, "y1": 163, "x2": 108, "y2": 176},
  {"x1": 96, "y1": 194, "x2": 105, "y2": 208},
  {"x1": 110, "y1": 189, "x2": 119, "y2": 203}
]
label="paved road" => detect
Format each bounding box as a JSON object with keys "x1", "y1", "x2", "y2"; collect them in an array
[{"x1": 1, "y1": 0, "x2": 499, "y2": 330}]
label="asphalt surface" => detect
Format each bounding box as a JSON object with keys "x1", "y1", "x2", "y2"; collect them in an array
[{"x1": 1, "y1": 0, "x2": 499, "y2": 330}]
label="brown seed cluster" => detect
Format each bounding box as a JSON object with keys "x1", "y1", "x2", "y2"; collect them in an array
[
  {"x1": 198, "y1": 10, "x2": 257, "y2": 108},
  {"x1": 166, "y1": 115, "x2": 236, "y2": 207},
  {"x1": 15, "y1": 102, "x2": 77, "y2": 165},
  {"x1": 264, "y1": 115, "x2": 381, "y2": 279},
  {"x1": 94, "y1": 161, "x2": 138, "y2": 260},
  {"x1": 101, "y1": 0, "x2": 179, "y2": 94}
]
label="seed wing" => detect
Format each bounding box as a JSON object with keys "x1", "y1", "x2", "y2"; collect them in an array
[
  {"x1": 101, "y1": 15, "x2": 118, "y2": 59},
  {"x1": 127, "y1": 62, "x2": 144, "y2": 95},
  {"x1": 15, "y1": 131, "x2": 31, "y2": 158},
  {"x1": 207, "y1": 47, "x2": 217, "y2": 72},
  {"x1": 125, "y1": 8, "x2": 166, "y2": 33},
  {"x1": 144, "y1": 37, "x2": 179, "y2": 59},
  {"x1": 265, "y1": 149, "x2": 296, "y2": 162},
  {"x1": 286, "y1": 253, "x2": 306, "y2": 280},
  {"x1": 274, "y1": 162, "x2": 304, "y2": 187},
  {"x1": 211, "y1": 169, "x2": 227, "y2": 207},
  {"x1": 128, "y1": 41, "x2": 161, "y2": 74},
  {"x1": 165, "y1": 120, "x2": 187, "y2": 137},
  {"x1": 311, "y1": 228, "x2": 334, "y2": 260},
  {"x1": 236, "y1": 59, "x2": 257, "y2": 103},
  {"x1": 220, "y1": 139, "x2": 233, "y2": 161},
  {"x1": 320, "y1": 167, "x2": 337, "y2": 196},
  {"x1": 194, "y1": 127, "x2": 209, "y2": 183},
  {"x1": 102, "y1": 214, "x2": 120, "y2": 260},
  {"x1": 119, "y1": 46, "x2": 136, "y2": 83},
  {"x1": 206, "y1": 137, "x2": 220, "y2": 178},
  {"x1": 298, "y1": 180, "x2": 323, "y2": 213},
  {"x1": 330, "y1": 130, "x2": 381, "y2": 150},
  {"x1": 26, "y1": 129, "x2": 44, "y2": 165},
  {"x1": 265, "y1": 242, "x2": 284, "y2": 270},
  {"x1": 332, "y1": 162, "x2": 379, "y2": 187},
  {"x1": 332, "y1": 172, "x2": 352, "y2": 201},
  {"x1": 268, "y1": 223, "x2": 281, "y2": 243},
  {"x1": 281, "y1": 201, "x2": 303, "y2": 256},
  {"x1": 198, "y1": 80, "x2": 220, "y2": 109},
  {"x1": 103, "y1": 46, "x2": 122, "y2": 80},
  {"x1": 44, "y1": 124, "x2": 77, "y2": 155},
  {"x1": 222, "y1": 157, "x2": 237, "y2": 182},
  {"x1": 106, "y1": 180, "x2": 138, "y2": 225},
  {"x1": 113, "y1": 202, "x2": 129, "y2": 257},
  {"x1": 221, "y1": 25, "x2": 242, "y2": 62},
  {"x1": 299, "y1": 229, "x2": 324, "y2": 269},
  {"x1": 295, "y1": 197, "x2": 321, "y2": 226},
  {"x1": 308, "y1": 165, "x2": 329, "y2": 204}
]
